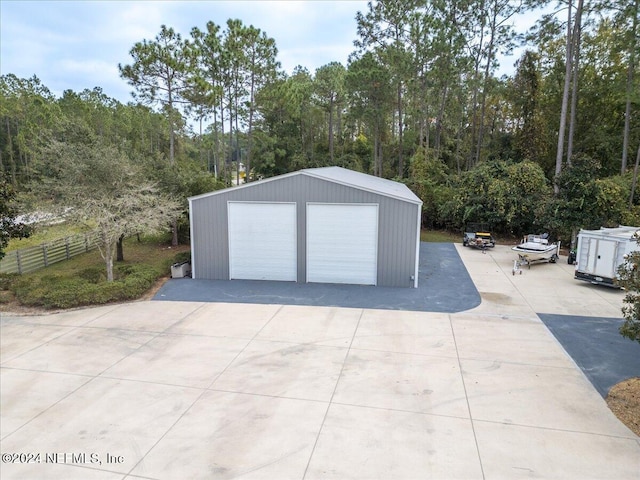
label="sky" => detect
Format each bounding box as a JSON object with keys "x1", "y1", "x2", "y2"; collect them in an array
[{"x1": 1, "y1": 0, "x2": 549, "y2": 105}]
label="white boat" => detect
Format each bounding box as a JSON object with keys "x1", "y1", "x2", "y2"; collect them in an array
[{"x1": 512, "y1": 234, "x2": 560, "y2": 267}]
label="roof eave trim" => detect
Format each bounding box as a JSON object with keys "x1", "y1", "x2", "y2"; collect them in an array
[{"x1": 189, "y1": 168, "x2": 423, "y2": 206}]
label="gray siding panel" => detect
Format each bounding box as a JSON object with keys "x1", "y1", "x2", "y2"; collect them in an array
[{"x1": 190, "y1": 174, "x2": 420, "y2": 287}]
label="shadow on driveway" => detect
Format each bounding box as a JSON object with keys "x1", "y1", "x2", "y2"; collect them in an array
[{"x1": 154, "y1": 243, "x2": 481, "y2": 313}]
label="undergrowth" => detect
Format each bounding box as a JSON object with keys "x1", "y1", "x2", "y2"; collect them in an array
[{"x1": 2, "y1": 235, "x2": 188, "y2": 309}]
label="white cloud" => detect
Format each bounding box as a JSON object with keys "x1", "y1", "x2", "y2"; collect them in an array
[
  {"x1": 59, "y1": 58, "x2": 118, "y2": 77},
  {"x1": 107, "y1": 2, "x2": 169, "y2": 43}
]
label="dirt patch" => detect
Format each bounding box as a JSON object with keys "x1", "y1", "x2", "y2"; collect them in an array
[
  {"x1": 606, "y1": 377, "x2": 640, "y2": 437},
  {"x1": 0, "y1": 291, "x2": 49, "y2": 316},
  {"x1": 139, "y1": 276, "x2": 170, "y2": 301}
]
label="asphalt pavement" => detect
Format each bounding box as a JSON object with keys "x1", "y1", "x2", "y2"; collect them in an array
[
  {"x1": 154, "y1": 243, "x2": 482, "y2": 312},
  {"x1": 539, "y1": 313, "x2": 640, "y2": 397}
]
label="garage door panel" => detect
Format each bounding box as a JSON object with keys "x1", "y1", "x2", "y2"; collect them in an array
[
  {"x1": 307, "y1": 204, "x2": 378, "y2": 285},
  {"x1": 228, "y1": 202, "x2": 296, "y2": 281}
]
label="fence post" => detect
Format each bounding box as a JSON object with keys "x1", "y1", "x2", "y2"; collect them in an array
[
  {"x1": 42, "y1": 244, "x2": 49, "y2": 267},
  {"x1": 65, "y1": 237, "x2": 70, "y2": 260},
  {"x1": 85, "y1": 234, "x2": 89, "y2": 252},
  {"x1": 16, "y1": 250, "x2": 22, "y2": 275}
]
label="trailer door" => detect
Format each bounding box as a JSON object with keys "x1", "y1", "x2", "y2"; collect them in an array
[
  {"x1": 593, "y1": 239, "x2": 617, "y2": 278},
  {"x1": 585, "y1": 238, "x2": 598, "y2": 274}
]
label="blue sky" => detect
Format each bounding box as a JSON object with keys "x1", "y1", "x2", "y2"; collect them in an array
[
  {"x1": 1, "y1": 0, "x2": 547, "y2": 104},
  {"x1": 1, "y1": 0, "x2": 370, "y2": 102}
]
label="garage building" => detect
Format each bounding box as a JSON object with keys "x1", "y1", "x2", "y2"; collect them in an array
[{"x1": 188, "y1": 166, "x2": 423, "y2": 288}]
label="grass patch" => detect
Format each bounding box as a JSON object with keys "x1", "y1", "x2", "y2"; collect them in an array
[
  {"x1": 420, "y1": 229, "x2": 460, "y2": 243},
  {"x1": 5, "y1": 235, "x2": 189, "y2": 310},
  {"x1": 6, "y1": 221, "x2": 89, "y2": 252}
]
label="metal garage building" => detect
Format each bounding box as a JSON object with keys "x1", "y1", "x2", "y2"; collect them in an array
[{"x1": 188, "y1": 166, "x2": 423, "y2": 288}]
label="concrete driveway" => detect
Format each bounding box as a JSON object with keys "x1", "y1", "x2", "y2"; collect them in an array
[{"x1": 1, "y1": 245, "x2": 639, "y2": 479}]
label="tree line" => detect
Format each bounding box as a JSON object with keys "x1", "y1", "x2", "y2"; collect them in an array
[
  {"x1": 1, "y1": 0, "x2": 639, "y2": 244},
  {"x1": 114, "y1": 0, "x2": 638, "y2": 182}
]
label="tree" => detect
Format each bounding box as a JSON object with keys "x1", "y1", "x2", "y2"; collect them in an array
[
  {"x1": 616, "y1": 234, "x2": 640, "y2": 343},
  {"x1": 508, "y1": 51, "x2": 546, "y2": 162},
  {"x1": 540, "y1": 154, "x2": 628, "y2": 246},
  {"x1": 565, "y1": 0, "x2": 584, "y2": 164},
  {"x1": 190, "y1": 21, "x2": 228, "y2": 178},
  {"x1": 119, "y1": 25, "x2": 194, "y2": 166},
  {"x1": 0, "y1": 74, "x2": 61, "y2": 185},
  {"x1": 355, "y1": 0, "x2": 419, "y2": 177},
  {"x1": 418, "y1": 0, "x2": 470, "y2": 164},
  {"x1": 119, "y1": 26, "x2": 195, "y2": 246},
  {"x1": 255, "y1": 67, "x2": 323, "y2": 175},
  {"x1": 346, "y1": 52, "x2": 394, "y2": 177},
  {"x1": 242, "y1": 24, "x2": 279, "y2": 182},
  {"x1": 314, "y1": 62, "x2": 346, "y2": 163},
  {"x1": 405, "y1": 150, "x2": 453, "y2": 229},
  {"x1": 617, "y1": 0, "x2": 639, "y2": 174},
  {"x1": 470, "y1": 0, "x2": 523, "y2": 167},
  {"x1": 439, "y1": 159, "x2": 550, "y2": 234},
  {"x1": 554, "y1": 0, "x2": 584, "y2": 191},
  {"x1": 0, "y1": 178, "x2": 31, "y2": 260},
  {"x1": 220, "y1": 19, "x2": 249, "y2": 185},
  {"x1": 39, "y1": 141, "x2": 180, "y2": 282}
]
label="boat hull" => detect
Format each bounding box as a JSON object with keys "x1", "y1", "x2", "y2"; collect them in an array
[{"x1": 512, "y1": 244, "x2": 560, "y2": 263}]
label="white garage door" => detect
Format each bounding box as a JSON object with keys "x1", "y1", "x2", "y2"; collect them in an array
[
  {"x1": 228, "y1": 202, "x2": 297, "y2": 281},
  {"x1": 307, "y1": 204, "x2": 378, "y2": 285}
]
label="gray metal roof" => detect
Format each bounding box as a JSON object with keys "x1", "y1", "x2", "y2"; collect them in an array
[
  {"x1": 301, "y1": 167, "x2": 422, "y2": 204},
  {"x1": 189, "y1": 166, "x2": 423, "y2": 205}
]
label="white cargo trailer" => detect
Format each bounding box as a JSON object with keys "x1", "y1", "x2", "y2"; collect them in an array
[{"x1": 575, "y1": 226, "x2": 640, "y2": 287}]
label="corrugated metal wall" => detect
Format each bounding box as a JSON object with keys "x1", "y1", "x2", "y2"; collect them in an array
[{"x1": 190, "y1": 174, "x2": 420, "y2": 287}]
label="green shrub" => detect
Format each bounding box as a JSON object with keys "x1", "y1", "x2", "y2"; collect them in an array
[
  {"x1": 115, "y1": 264, "x2": 136, "y2": 277},
  {"x1": 11, "y1": 263, "x2": 164, "y2": 309},
  {"x1": 0, "y1": 273, "x2": 18, "y2": 291},
  {"x1": 79, "y1": 266, "x2": 106, "y2": 284},
  {"x1": 172, "y1": 251, "x2": 191, "y2": 265},
  {"x1": 0, "y1": 290, "x2": 11, "y2": 303},
  {"x1": 617, "y1": 244, "x2": 640, "y2": 344}
]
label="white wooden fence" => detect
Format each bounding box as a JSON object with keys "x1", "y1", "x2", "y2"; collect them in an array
[{"x1": 0, "y1": 232, "x2": 99, "y2": 275}]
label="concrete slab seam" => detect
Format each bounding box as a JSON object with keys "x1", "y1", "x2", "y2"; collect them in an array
[
  {"x1": 328, "y1": 400, "x2": 471, "y2": 421},
  {"x1": 3, "y1": 311, "x2": 205, "y2": 443},
  {"x1": 93, "y1": 303, "x2": 211, "y2": 380},
  {"x1": 122, "y1": 304, "x2": 287, "y2": 478},
  {"x1": 349, "y1": 345, "x2": 459, "y2": 361},
  {"x1": 453, "y1": 356, "x2": 577, "y2": 371},
  {"x1": 0, "y1": 320, "x2": 83, "y2": 366},
  {"x1": 472, "y1": 417, "x2": 639, "y2": 441},
  {"x1": 302, "y1": 308, "x2": 365, "y2": 480},
  {"x1": 448, "y1": 313, "x2": 486, "y2": 480},
  {"x1": 0, "y1": 368, "x2": 95, "y2": 442}
]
